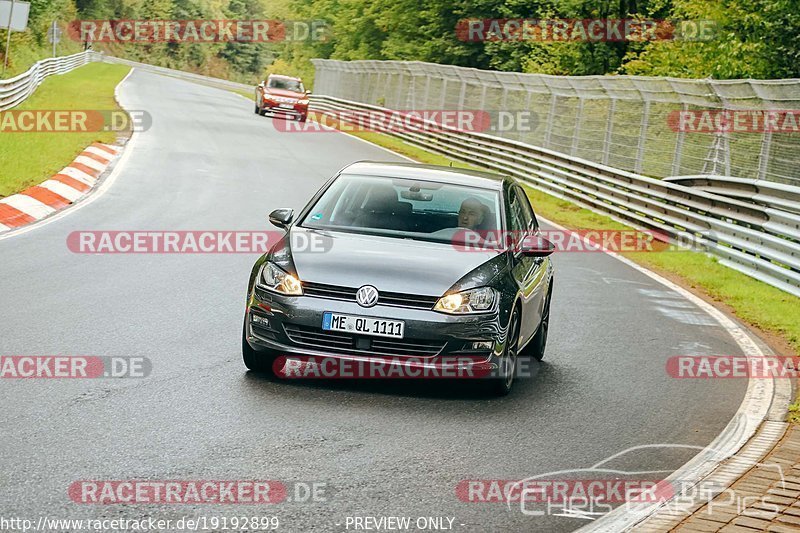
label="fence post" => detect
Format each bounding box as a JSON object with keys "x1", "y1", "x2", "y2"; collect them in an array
[
  {"x1": 602, "y1": 98, "x2": 616, "y2": 166},
  {"x1": 635, "y1": 100, "x2": 651, "y2": 174},
  {"x1": 543, "y1": 93, "x2": 558, "y2": 149},
  {"x1": 521, "y1": 89, "x2": 534, "y2": 143},
  {"x1": 383, "y1": 70, "x2": 393, "y2": 106},
  {"x1": 672, "y1": 102, "x2": 688, "y2": 176},
  {"x1": 571, "y1": 98, "x2": 584, "y2": 156},
  {"x1": 395, "y1": 71, "x2": 404, "y2": 109},
  {"x1": 757, "y1": 131, "x2": 773, "y2": 181}
]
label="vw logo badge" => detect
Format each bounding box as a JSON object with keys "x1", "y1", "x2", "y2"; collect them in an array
[{"x1": 355, "y1": 285, "x2": 379, "y2": 308}]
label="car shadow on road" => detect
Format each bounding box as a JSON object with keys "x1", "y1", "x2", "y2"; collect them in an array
[{"x1": 241, "y1": 357, "x2": 563, "y2": 402}]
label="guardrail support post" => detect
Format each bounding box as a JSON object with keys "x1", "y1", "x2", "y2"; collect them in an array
[
  {"x1": 672, "y1": 103, "x2": 688, "y2": 176},
  {"x1": 544, "y1": 94, "x2": 557, "y2": 149},
  {"x1": 602, "y1": 99, "x2": 616, "y2": 166},
  {"x1": 571, "y1": 98, "x2": 584, "y2": 156},
  {"x1": 758, "y1": 131, "x2": 772, "y2": 181},
  {"x1": 635, "y1": 100, "x2": 651, "y2": 174},
  {"x1": 395, "y1": 72, "x2": 404, "y2": 109},
  {"x1": 2, "y1": 0, "x2": 15, "y2": 76}
]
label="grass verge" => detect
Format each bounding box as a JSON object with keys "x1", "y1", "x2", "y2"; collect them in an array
[{"x1": 0, "y1": 62, "x2": 131, "y2": 198}]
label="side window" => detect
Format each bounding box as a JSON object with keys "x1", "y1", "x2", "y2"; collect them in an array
[
  {"x1": 514, "y1": 186, "x2": 537, "y2": 230},
  {"x1": 507, "y1": 187, "x2": 526, "y2": 233}
]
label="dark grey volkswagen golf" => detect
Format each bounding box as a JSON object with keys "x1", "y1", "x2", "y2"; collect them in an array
[{"x1": 243, "y1": 161, "x2": 555, "y2": 395}]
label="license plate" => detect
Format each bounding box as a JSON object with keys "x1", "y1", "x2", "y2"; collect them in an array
[
  {"x1": 322, "y1": 312, "x2": 404, "y2": 339},
  {"x1": 278, "y1": 103, "x2": 295, "y2": 109}
]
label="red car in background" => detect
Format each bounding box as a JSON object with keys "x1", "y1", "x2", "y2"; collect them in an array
[{"x1": 255, "y1": 74, "x2": 310, "y2": 122}]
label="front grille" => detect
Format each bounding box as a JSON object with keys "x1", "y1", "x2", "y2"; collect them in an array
[
  {"x1": 302, "y1": 282, "x2": 438, "y2": 311},
  {"x1": 283, "y1": 323, "x2": 445, "y2": 358}
]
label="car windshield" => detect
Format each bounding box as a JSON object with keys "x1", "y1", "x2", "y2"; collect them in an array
[
  {"x1": 300, "y1": 174, "x2": 502, "y2": 244},
  {"x1": 268, "y1": 77, "x2": 304, "y2": 92}
]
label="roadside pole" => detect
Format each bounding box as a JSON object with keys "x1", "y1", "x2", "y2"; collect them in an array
[
  {"x1": 48, "y1": 20, "x2": 60, "y2": 57},
  {"x1": 2, "y1": 0, "x2": 14, "y2": 76}
]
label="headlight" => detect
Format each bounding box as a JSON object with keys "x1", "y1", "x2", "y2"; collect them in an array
[
  {"x1": 297, "y1": 99, "x2": 309, "y2": 105},
  {"x1": 257, "y1": 262, "x2": 303, "y2": 296},
  {"x1": 434, "y1": 287, "x2": 496, "y2": 314}
]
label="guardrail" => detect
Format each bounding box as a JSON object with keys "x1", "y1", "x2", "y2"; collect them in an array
[
  {"x1": 312, "y1": 59, "x2": 800, "y2": 186},
  {"x1": 309, "y1": 95, "x2": 800, "y2": 298},
  {"x1": 664, "y1": 175, "x2": 800, "y2": 216},
  {"x1": 93, "y1": 53, "x2": 253, "y2": 93},
  {"x1": 0, "y1": 51, "x2": 93, "y2": 111}
]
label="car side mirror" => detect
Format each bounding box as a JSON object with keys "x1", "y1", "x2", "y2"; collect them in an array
[
  {"x1": 269, "y1": 208, "x2": 294, "y2": 229},
  {"x1": 519, "y1": 234, "x2": 555, "y2": 257}
]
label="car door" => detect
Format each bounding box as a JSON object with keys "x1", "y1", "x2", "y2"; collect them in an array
[{"x1": 508, "y1": 185, "x2": 547, "y2": 344}]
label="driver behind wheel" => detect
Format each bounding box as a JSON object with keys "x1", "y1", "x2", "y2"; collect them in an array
[{"x1": 458, "y1": 197, "x2": 488, "y2": 230}]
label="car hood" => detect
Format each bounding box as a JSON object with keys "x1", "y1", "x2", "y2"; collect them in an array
[
  {"x1": 265, "y1": 88, "x2": 304, "y2": 98},
  {"x1": 288, "y1": 227, "x2": 501, "y2": 296}
]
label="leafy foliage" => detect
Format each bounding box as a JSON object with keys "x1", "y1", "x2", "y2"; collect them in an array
[{"x1": 2, "y1": 0, "x2": 797, "y2": 81}]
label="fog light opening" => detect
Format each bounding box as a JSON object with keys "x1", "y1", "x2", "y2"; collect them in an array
[
  {"x1": 471, "y1": 341, "x2": 493, "y2": 350},
  {"x1": 251, "y1": 315, "x2": 271, "y2": 329}
]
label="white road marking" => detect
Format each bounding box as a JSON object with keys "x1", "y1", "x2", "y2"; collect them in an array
[
  {"x1": 654, "y1": 307, "x2": 719, "y2": 326},
  {"x1": 601, "y1": 277, "x2": 652, "y2": 285}
]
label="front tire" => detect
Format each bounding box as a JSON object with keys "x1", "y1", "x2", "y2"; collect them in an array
[
  {"x1": 242, "y1": 325, "x2": 279, "y2": 376},
  {"x1": 486, "y1": 307, "x2": 520, "y2": 396},
  {"x1": 524, "y1": 285, "x2": 552, "y2": 361}
]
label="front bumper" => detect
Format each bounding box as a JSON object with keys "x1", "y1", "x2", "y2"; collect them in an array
[
  {"x1": 246, "y1": 286, "x2": 503, "y2": 370},
  {"x1": 263, "y1": 100, "x2": 308, "y2": 117}
]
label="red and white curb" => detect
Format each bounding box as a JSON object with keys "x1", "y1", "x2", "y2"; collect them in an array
[{"x1": 0, "y1": 143, "x2": 120, "y2": 232}]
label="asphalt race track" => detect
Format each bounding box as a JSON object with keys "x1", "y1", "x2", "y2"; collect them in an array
[{"x1": 0, "y1": 70, "x2": 749, "y2": 532}]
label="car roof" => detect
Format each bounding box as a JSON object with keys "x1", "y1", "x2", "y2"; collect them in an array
[
  {"x1": 268, "y1": 74, "x2": 302, "y2": 81},
  {"x1": 340, "y1": 161, "x2": 508, "y2": 190}
]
